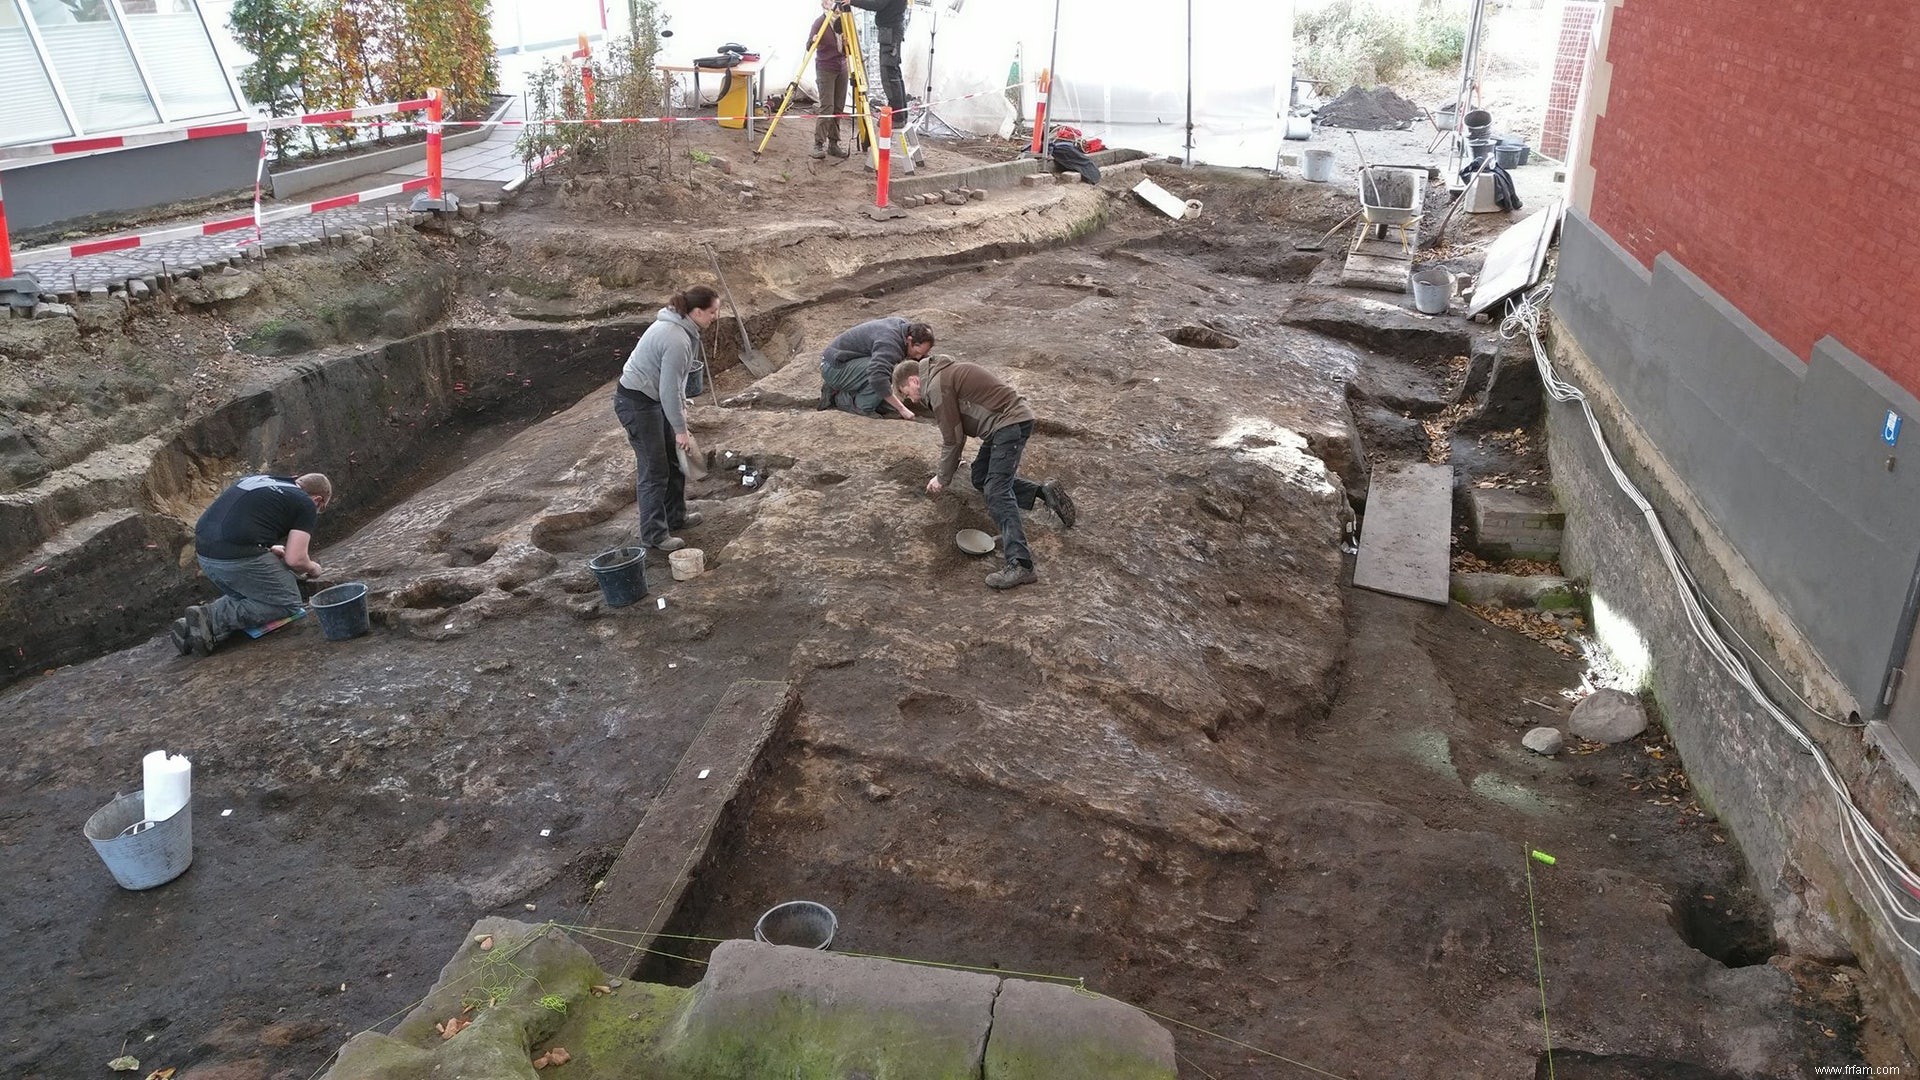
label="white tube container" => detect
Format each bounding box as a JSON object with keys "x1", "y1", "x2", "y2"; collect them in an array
[{"x1": 142, "y1": 751, "x2": 192, "y2": 822}]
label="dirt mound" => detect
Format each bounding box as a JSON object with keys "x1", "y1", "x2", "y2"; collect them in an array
[{"x1": 1316, "y1": 85, "x2": 1423, "y2": 130}]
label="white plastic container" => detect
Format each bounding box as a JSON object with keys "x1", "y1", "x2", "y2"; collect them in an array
[
  {"x1": 669, "y1": 548, "x2": 706, "y2": 581},
  {"x1": 1301, "y1": 148, "x2": 1335, "y2": 182}
]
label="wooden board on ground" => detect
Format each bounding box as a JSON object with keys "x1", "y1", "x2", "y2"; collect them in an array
[
  {"x1": 1467, "y1": 197, "x2": 1564, "y2": 317},
  {"x1": 1353, "y1": 462, "x2": 1453, "y2": 605},
  {"x1": 586, "y1": 678, "x2": 798, "y2": 976},
  {"x1": 1131, "y1": 178, "x2": 1189, "y2": 220},
  {"x1": 1341, "y1": 251, "x2": 1413, "y2": 292}
]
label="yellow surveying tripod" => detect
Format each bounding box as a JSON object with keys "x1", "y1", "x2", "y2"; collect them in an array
[{"x1": 756, "y1": 6, "x2": 881, "y2": 166}]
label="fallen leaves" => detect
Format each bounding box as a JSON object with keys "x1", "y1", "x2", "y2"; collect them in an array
[
  {"x1": 145, "y1": 1070, "x2": 175, "y2": 1080},
  {"x1": 1461, "y1": 602, "x2": 1581, "y2": 656},
  {"x1": 589, "y1": 984, "x2": 612, "y2": 996},
  {"x1": 436, "y1": 1016, "x2": 470, "y2": 1040},
  {"x1": 533, "y1": 1046, "x2": 572, "y2": 1069},
  {"x1": 107, "y1": 1058, "x2": 140, "y2": 1073}
]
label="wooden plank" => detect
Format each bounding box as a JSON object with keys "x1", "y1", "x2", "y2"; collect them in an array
[
  {"x1": 585, "y1": 678, "x2": 798, "y2": 976},
  {"x1": 1340, "y1": 252, "x2": 1412, "y2": 292},
  {"x1": 1354, "y1": 462, "x2": 1453, "y2": 605},
  {"x1": 1467, "y1": 197, "x2": 1564, "y2": 316}
]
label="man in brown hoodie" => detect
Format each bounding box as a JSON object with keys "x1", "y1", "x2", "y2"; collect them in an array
[{"x1": 894, "y1": 355, "x2": 1077, "y2": 589}]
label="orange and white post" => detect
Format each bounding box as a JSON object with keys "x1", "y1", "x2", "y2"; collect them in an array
[
  {"x1": 876, "y1": 107, "x2": 894, "y2": 208},
  {"x1": 424, "y1": 87, "x2": 445, "y2": 202},
  {"x1": 0, "y1": 173, "x2": 14, "y2": 279},
  {"x1": 1028, "y1": 68, "x2": 1051, "y2": 155}
]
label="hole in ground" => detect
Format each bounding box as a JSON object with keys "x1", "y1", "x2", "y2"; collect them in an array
[
  {"x1": 1669, "y1": 884, "x2": 1776, "y2": 967},
  {"x1": 392, "y1": 579, "x2": 485, "y2": 609},
  {"x1": 1165, "y1": 325, "x2": 1240, "y2": 350}
]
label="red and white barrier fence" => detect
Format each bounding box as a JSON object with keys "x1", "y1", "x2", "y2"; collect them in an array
[{"x1": 0, "y1": 78, "x2": 1039, "y2": 282}]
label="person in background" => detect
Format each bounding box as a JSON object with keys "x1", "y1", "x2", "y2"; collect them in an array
[
  {"x1": 893, "y1": 356, "x2": 1077, "y2": 590},
  {"x1": 845, "y1": 0, "x2": 916, "y2": 173},
  {"x1": 177, "y1": 473, "x2": 331, "y2": 655},
  {"x1": 809, "y1": 0, "x2": 851, "y2": 159},
  {"x1": 615, "y1": 286, "x2": 721, "y2": 556},
  {"x1": 818, "y1": 316, "x2": 933, "y2": 419}
]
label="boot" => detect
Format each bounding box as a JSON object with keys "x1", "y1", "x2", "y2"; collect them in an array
[
  {"x1": 169, "y1": 617, "x2": 193, "y2": 656},
  {"x1": 811, "y1": 142, "x2": 827, "y2": 160},
  {"x1": 827, "y1": 142, "x2": 849, "y2": 159},
  {"x1": 1040, "y1": 480, "x2": 1077, "y2": 528},
  {"x1": 985, "y1": 563, "x2": 1037, "y2": 590},
  {"x1": 184, "y1": 604, "x2": 216, "y2": 656},
  {"x1": 654, "y1": 536, "x2": 688, "y2": 554}
]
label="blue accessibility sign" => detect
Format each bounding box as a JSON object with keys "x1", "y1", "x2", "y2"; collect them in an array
[{"x1": 1885, "y1": 410, "x2": 1904, "y2": 447}]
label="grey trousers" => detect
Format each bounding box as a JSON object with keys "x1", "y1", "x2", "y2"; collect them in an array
[{"x1": 197, "y1": 552, "x2": 305, "y2": 641}]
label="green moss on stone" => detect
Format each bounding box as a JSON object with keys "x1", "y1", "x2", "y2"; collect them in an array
[
  {"x1": 546, "y1": 982, "x2": 691, "y2": 1076},
  {"x1": 665, "y1": 995, "x2": 984, "y2": 1080}
]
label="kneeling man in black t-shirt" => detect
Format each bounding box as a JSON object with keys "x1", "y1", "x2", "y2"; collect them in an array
[{"x1": 175, "y1": 473, "x2": 331, "y2": 656}]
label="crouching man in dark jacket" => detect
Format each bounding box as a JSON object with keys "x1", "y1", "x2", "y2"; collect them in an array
[
  {"x1": 893, "y1": 356, "x2": 1077, "y2": 590},
  {"x1": 818, "y1": 316, "x2": 933, "y2": 419}
]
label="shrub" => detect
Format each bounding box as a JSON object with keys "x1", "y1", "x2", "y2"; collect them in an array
[
  {"x1": 516, "y1": 2, "x2": 667, "y2": 177},
  {"x1": 1295, "y1": 0, "x2": 1413, "y2": 89},
  {"x1": 229, "y1": 0, "x2": 496, "y2": 153},
  {"x1": 1412, "y1": 3, "x2": 1468, "y2": 69}
]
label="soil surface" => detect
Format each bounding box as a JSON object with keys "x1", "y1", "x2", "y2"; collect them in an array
[{"x1": 0, "y1": 120, "x2": 1900, "y2": 1080}]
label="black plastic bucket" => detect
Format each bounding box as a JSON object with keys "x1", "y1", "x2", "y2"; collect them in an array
[
  {"x1": 1464, "y1": 109, "x2": 1492, "y2": 138},
  {"x1": 310, "y1": 582, "x2": 370, "y2": 641},
  {"x1": 589, "y1": 547, "x2": 648, "y2": 607},
  {"x1": 1494, "y1": 143, "x2": 1525, "y2": 169},
  {"x1": 1466, "y1": 137, "x2": 1497, "y2": 165}
]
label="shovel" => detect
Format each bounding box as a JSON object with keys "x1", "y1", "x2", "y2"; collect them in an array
[
  {"x1": 704, "y1": 245, "x2": 774, "y2": 378},
  {"x1": 1294, "y1": 209, "x2": 1362, "y2": 251}
]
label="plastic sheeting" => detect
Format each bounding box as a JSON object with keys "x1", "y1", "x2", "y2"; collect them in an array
[{"x1": 637, "y1": 0, "x2": 1290, "y2": 168}]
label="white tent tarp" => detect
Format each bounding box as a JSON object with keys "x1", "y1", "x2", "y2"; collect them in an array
[{"x1": 629, "y1": 0, "x2": 1290, "y2": 169}]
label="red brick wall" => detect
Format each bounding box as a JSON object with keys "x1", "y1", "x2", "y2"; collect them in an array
[
  {"x1": 1539, "y1": 1, "x2": 1599, "y2": 160},
  {"x1": 1585, "y1": 1, "x2": 1920, "y2": 394}
]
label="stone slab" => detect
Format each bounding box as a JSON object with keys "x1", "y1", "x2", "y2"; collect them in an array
[
  {"x1": 1354, "y1": 462, "x2": 1453, "y2": 605},
  {"x1": 985, "y1": 978, "x2": 1177, "y2": 1080},
  {"x1": 670, "y1": 940, "x2": 998, "y2": 1080},
  {"x1": 585, "y1": 679, "x2": 797, "y2": 976}
]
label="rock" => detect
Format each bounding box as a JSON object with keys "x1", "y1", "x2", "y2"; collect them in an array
[
  {"x1": 172, "y1": 268, "x2": 263, "y2": 307},
  {"x1": 672, "y1": 940, "x2": 998, "y2": 1078},
  {"x1": 32, "y1": 302, "x2": 74, "y2": 320},
  {"x1": 1522, "y1": 727, "x2": 1564, "y2": 756},
  {"x1": 943, "y1": 191, "x2": 968, "y2": 206},
  {"x1": 1450, "y1": 572, "x2": 1580, "y2": 610},
  {"x1": 968, "y1": 188, "x2": 986, "y2": 201},
  {"x1": 985, "y1": 977, "x2": 1176, "y2": 1080},
  {"x1": 1569, "y1": 689, "x2": 1649, "y2": 744},
  {"x1": 350, "y1": 235, "x2": 376, "y2": 253},
  {"x1": 1022, "y1": 173, "x2": 1057, "y2": 187},
  {"x1": 128, "y1": 279, "x2": 152, "y2": 300},
  {"x1": 1282, "y1": 295, "x2": 1473, "y2": 362}
]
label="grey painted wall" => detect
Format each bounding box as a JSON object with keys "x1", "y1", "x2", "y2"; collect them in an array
[
  {"x1": 3, "y1": 133, "x2": 262, "y2": 236},
  {"x1": 1555, "y1": 209, "x2": 1920, "y2": 735}
]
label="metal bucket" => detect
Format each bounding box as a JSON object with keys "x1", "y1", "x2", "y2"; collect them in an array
[
  {"x1": 754, "y1": 900, "x2": 838, "y2": 950},
  {"x1": 85, "y1": 791, "x2": 193, "y2": 890},
  {"x1": 1301, "y1": 149, "x2": 1335, "y2": 183},
  {"x1": 1411, "y1": 268, "x2": 1453, "y2": 315}
]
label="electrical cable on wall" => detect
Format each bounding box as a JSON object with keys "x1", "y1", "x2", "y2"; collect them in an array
[{"x1": 1504, "y1": 283, "x2": 1920, "y2": 958}]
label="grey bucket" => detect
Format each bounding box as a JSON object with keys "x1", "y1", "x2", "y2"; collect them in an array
[
  {"x1": 754, "y1": 900, "x2": 838, "y2": 949},
  {"x1": 1301, "y1": 148, "x2": 1335, "y2": 182},
  {"x1": 85, "y1": 791, "x2": 193, "y2": 890},
  {"x1": 1493, "y1": 143, "x2": 1525, "y2": 169},
  {"x1": 311, "y1": 582, "x2": 370, "y2": 641},
  {"x1": 1411, "y1": 268, "x2": 1453, "y2": 315}
]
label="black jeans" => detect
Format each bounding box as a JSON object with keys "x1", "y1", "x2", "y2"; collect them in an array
[
  {"x1": 613, "y1": 387, "x2": 687, "y2": 547},
  {"x1": 970, "y1": 420, "x2": 1042, "y2": 568},
  {"x1": 877, "y1": 25, "x2": 908, "y2": 114}
]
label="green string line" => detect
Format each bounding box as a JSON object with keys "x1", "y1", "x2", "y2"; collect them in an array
[{"x1": 1526, "y1": 850, "x2": 1556, "y2": 1080}]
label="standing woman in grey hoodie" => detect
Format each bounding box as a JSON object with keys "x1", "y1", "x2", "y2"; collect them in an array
[{"x1": 614, "y1": 285, "x2": 721, "y2": 554}]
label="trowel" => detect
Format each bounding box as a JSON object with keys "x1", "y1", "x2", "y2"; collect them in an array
[{"x1": 704, "y1": 245, "x2": 774, "y2": 379}]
